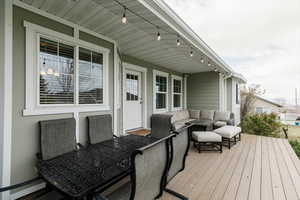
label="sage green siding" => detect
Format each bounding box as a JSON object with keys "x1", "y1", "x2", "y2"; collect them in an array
[
  {"x1": 187, "y1": 72, "x2": 219, "y2": 110},
  {"x1": 11, "y1": 6, "x2": 115, "y2": 193}
]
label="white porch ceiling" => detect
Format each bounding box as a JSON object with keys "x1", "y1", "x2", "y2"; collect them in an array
[{"x1": 20, "y1": 0, "x2": 224, "y2": 74}]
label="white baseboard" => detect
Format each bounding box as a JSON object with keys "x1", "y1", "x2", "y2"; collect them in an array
[{"x1": 10, "y1": 182, "x2": 45, "y2": 200}]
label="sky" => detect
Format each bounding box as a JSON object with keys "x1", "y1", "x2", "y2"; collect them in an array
[{"x1": 165, "y1": 0, "x2": 300, "y2": 105}]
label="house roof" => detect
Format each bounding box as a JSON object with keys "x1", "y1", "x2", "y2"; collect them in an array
[
  {"x1": 16, "y1": 0, "x2": 245, "y2": 80},
  {"x1": 255, "y1": 96, "x2": 283, "y2": 107}
]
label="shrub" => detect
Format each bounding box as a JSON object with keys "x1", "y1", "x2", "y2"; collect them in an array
[
  {"x1": 241, "y1": 113, "x2": 282, "y2": 137},
  {"x1": 289, "y1": 140, "x2": 300, "y2": 159}
]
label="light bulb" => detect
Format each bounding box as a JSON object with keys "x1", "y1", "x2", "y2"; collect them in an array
[
  {"x1": 201, "y1": 57, "x2": 204, "y2": 63},
  {"x1": 208, "y1": 62, "x2": 211, "y2": 67},
  {"x1": 122, "y1": 13, "x2": 127, "y2": 24},
  {"x1": 157, "y1": 32, "x2": 161, "y2": 41},
  {"x1": 190, "y1": 50, "x2": 193, "y2": 57},
  {"x1": 40, "y1": 71, "x2": 46, "y2": 75},
  {"x1": 177, "y1": 38, "x2": 180, "y2": 46}
]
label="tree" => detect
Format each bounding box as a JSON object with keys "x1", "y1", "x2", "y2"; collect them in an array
[{"x1": 240, "y1": 84, "x2": 265, "y2": 120}]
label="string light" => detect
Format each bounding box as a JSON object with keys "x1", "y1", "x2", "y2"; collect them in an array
[
  {"x1": 208, "y1": 62, "x2": 211, "y2": 67},
  {"x1": 54, "y1": 71, "x2": 60, "y2": 77},
  {"x1": 176, "y1": 35, "x2": 180, "y2": 46},
  {"x1": 111, "y1": 0, "x2": 210, "y2": 60},
  {"x1": 47, "y1": 68, "x2": 53, "y2": 75},
  {"x1": 201, "y1": 57, "x2": 204, "y2": 63},
  {"x1": 190, "y1": 47, "x2": 194, "y2": 57},
  {"x1": 121, "y1": 7, "x2": 127, "y2": 24},
  {"x1": 214, "y1": 68, "x2": 218, "y2": 72},
  {"x1": 157, "y1": 29, "x2": 161, "y2": 41}
]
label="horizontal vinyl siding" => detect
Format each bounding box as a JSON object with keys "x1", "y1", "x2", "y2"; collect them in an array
[{"x1": 187, "y1": 72, "x2": 219, "y2": 110}]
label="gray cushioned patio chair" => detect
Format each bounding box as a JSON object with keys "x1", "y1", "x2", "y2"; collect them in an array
[
  {"x1": 150, "y1": 114, "x2": 173, "y2": 139},
  {"x1": 88, "y1": 114, "x2": 113, "y2": 144},
  {"x1": 39, "y1": 118, "x2": 77, "y2": 160},
  {"x1": 150, "y1": 114, "x2": 190, "y2": 200},
  {"x1": 95, "y1": 134, "x2": 174, "y2": 200}
]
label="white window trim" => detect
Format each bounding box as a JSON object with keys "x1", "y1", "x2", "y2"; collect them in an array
[
  {"x1": 171, "y1": 75, "x2": 183, "y2": 111},
  {"x1": 23, "y1": 21, "x2": 111, "y2": 116},
  {"x1": 153, "y1": 70, "x2": 169, "y2": 113}
]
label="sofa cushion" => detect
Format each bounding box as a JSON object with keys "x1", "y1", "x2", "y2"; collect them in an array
[
  {"x1": 189, "y1": 110, "x2": 200, "y2": 119},
  {"x1": 192, "y1": 131, "x2": 222, "y2": 142},
  {"x1": 214, "y1": 121, "x2": 227, "y2": 127},
  {"x1": 214, "y1": 126, "x2": 241, "y2": 138},
  {"x1": 214, "y1": 111, "x2": 231, "y2": 121},
  {"x1": 171, "y1": 110, "x2": 189, "y2": 123},
  {"x1": 200, "y1": 110, "x2": 215, "y2": 121}
]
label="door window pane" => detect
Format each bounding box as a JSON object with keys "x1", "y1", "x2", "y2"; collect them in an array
[
  {"x1": 126, "y1": 74, "x2": 139, "y2": 101},
  {"x1": 79, "y1": 47, "x2": 103, "y2": 104},
  {"x1": 39, "y1": 37, "x2": 74, "y2": 104}
]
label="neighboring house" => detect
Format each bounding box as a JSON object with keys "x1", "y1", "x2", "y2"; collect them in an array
[
  {"x1": 0, "y1": 0, "x2": 246, "y2": 199},
  {"x1": 252, "y1": 96, "x2": 283, "y2": 114}
]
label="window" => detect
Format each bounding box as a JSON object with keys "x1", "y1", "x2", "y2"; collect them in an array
[
  {"x1": 153, "y1": 70, "x2": 169, "y2": 113},
  {"x1": 79, "y1": 47, "x2": 103, "y2": 104},
  {"x1": 172, "y1": 75, "x2": 183, "y2": 110},
  {"x1": 39, "y1": 38, "x2": 75, "y2": 104},
  {"x1": 24, "y1": 22, "x2": 110, "y2": 115},
  {"x1": 236, "y1": 84, "x2": 240, "y2": 104}
]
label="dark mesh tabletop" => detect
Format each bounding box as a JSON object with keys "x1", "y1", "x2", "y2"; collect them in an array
[{"x1": 37, "y1": 135, "x2": 157, "y2": 198}]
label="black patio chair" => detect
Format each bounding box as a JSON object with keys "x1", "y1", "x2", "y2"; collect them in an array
[
  {"x1": 39, "y1": 118, "x2": 77, "y2": 160},
  {"x1": 87, "y1": 114, "x2": 114, "y2": 144},
  {"x1": 95, "y1": 134, "x2": 175, "y2": 200}
]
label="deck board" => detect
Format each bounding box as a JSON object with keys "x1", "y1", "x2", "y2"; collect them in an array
[{"x1": 162, "y1": 134, "x2": 300, "y2": 200}]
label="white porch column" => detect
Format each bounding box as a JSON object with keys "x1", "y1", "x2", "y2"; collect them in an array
[{"x1": 0, "y1": 0, "x2": 13, "y2": 199}]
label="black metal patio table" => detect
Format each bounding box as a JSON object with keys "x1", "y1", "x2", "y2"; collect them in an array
[{"x1": 37, "y1": 135, "x2": 158, "y2": 199}]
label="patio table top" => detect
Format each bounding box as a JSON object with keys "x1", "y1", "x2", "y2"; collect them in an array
[{"x1": 37, "y1": 135, "x2": 158, "y2": 198}]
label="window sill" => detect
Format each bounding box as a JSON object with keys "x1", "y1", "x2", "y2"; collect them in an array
[{"x1": 23, "y1": 105, "x2": 111, "y2": 116}]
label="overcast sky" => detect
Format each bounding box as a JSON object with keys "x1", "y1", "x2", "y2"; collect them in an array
[{"x1": 165, "y1": 0, "x2": 300, "y2": 105}]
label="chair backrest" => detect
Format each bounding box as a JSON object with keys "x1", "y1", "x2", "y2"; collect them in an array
[
  {"x1": 167, "y1": 128, "x2": 190, "y2": 183},
  {"x1": 87, "y1": 114, "x2": 113, "y2": 144},
  {"x1": 151, "y1": 114, "x2": 173, "y2": 139},
  {"x1": 39, "y1": 118, "x2": 76, "y2": 160},
  {"x1": 130, "y1": 135, "x2": 173, "y2": 200}
]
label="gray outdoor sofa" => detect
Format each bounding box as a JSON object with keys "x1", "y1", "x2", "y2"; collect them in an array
[{"x1": 165, "y1": 109, "x2": 235, "y2": 131}]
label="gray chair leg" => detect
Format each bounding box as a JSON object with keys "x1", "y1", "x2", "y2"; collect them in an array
[
  {"x1": 228, "y1": 138, "x2": 231, "y2": 149},
  {"x1": 219, "y1": 142, "x2": 223, "y2": 153},
  {"x1": 234, "y1": 136, "x2": 237, "y2": 144},
  {"x1": 239, "y1": 133, "x2": 242, "y2": 141}
]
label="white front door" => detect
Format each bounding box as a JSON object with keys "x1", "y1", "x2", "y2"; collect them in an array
[{"x1": 124, "y1": 70, "x2": 143, "y2": 131}]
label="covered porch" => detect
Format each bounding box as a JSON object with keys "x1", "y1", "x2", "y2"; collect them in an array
[{"x1": 1, "y1": 0, "x2": 245, "y2": 199}]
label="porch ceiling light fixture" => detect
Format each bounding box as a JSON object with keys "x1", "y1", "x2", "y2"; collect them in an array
[
  {"x1": 214, "y1": 68, "x2": 218, "y2": 72},
  {"x1": 208, "y1": 62, "x2": 211, "y2": 67},
  {"x1": 121, "y1": 7, "x2": 127, "y2": 24},
  {"x1": 190, "y1": 47, "x2": 194, "y2": 57}
]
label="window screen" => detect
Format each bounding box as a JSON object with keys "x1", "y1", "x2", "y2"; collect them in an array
[{"x1": 39, "y1": 37, "x2": 74, "y2": 104}]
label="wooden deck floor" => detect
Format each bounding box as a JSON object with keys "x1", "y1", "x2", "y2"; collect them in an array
[{"x1": 162, "y1": 134, "x2": 300, "y2": 200}]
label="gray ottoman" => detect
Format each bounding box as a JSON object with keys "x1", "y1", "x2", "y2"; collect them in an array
[
  {"x1": 192, "y1": 131, "x2": 222, "y2": 153},
  {"x1": 214, "y1": 126, "x2": 242, "y2": 149}
]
